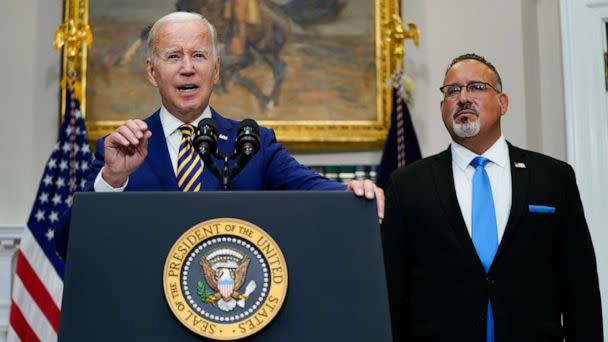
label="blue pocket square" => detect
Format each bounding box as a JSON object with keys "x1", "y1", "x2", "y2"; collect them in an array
[{"x1": 528, "y1": 205, "x2": 556, "y2": 214}]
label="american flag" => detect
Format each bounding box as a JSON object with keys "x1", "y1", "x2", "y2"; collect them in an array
[
  {"x1": 376, "y1": 71, "x2": 422, "y2": 189},
  {"x1": 7, "y1": 84, "x2": 92, "y2": 341}
]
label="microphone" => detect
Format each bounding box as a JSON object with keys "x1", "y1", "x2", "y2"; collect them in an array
[
  {"x1": 235, "y1": 119, "x2": 260, "y2": 157},
  {"x1": 193, "y1": 118, "x2": 218, "y2": 157}
]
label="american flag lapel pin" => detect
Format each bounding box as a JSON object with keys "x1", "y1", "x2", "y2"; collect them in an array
[{"x1": 514, "y1": 162, "x2": 526, "y2": 168}]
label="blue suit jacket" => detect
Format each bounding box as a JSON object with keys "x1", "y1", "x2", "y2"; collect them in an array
[
  {"x1": 56, "y1": 109, "x2": 344, "y2": 257},
  {"x1": 83, "y1": 108, "x2": 344, "y2": 191}
]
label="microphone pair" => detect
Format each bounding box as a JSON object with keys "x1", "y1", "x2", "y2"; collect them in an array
[
  {"x1": 192, "y1": 118, "x2": 260, "y2": 190},
  {"x1": 193, "y1": 118, "x2": 260, "y2": 159}
]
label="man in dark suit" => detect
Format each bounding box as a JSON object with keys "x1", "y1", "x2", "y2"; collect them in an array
[
  {"x1": 55, "y1": 11, "x2": 384, "y2": 257},
  {"x1": 381, "y1": 53, "x2": 602, "y2": 342}
]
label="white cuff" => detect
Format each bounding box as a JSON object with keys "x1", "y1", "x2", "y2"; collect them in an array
[{"x1": 94, "y1": 167, "x2": 128, "y2": 192}]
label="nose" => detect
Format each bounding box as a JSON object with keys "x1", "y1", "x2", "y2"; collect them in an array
[
  {"x1": 457, "y1": 86, "x2": 473, "y2": 103},
  {"x1": 180, "y1": 56, "x2": 195, "y2": 75}
]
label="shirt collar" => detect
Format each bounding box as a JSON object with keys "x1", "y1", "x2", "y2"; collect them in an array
[
  {"x1": 159, "y1": 106, "x2": 213, "y2": 138},
  {"x1": 451, "y1": 135, "x2": 509, "y2": 171}
]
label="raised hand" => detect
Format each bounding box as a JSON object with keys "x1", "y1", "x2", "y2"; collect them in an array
[{"x1": 102, "y1": 119, "x2": 152, "y2": 188}]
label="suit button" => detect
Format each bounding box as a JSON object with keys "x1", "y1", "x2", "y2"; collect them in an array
[{"x1": 486, "y1": 277, "x2": 495, "y2": 285}]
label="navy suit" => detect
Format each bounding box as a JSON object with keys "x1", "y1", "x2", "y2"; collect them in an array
[
  {"x1": 84, "y1": 108, "x2": 344, "y2": 192},
  {"x1": 56, "y1": 109, "x2": 344, "y2": 257}
]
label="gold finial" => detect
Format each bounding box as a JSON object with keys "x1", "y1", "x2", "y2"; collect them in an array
[
  {"x1": 390, "y1": 14, "x2": 420, "y2": 70},
  {"x1": 54, "y1": 19, "x2": 92, "y2": 57}
]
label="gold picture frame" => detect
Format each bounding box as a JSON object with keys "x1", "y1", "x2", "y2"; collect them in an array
[{"x1": 59, "y1": 0, "x2": 411, "y2": 151}]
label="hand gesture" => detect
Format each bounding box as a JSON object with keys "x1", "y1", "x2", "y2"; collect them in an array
[{"x1": 102, "y1": 119, "x2": 152, "y2": 187}]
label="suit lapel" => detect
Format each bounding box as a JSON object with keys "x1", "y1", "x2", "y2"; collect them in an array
[
  {"x1": 145, "y1": 111, "x2": 178, "y2": 190},
  {"x1": 492, "y1": 143, "x2": 529, "y2": 264},
  {"x1": 432, "y1": 148, "x2": 485, "y2": 272}
]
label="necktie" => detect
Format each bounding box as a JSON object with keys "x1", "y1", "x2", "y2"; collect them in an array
[
  {"x1": 470, "y1": 156, "x2": 498, "y2": 342},
  {"x1": 177, "y1": 124, "x2": 203, "y2": 192}
]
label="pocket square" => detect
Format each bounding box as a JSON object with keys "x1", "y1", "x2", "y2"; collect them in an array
[{"x1": 528, "y1": 205, "x2": 556, "y2": 214}]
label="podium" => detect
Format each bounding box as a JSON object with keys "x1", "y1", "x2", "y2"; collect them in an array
[{"x1": 59, "y1": 191, "x2": 392, "y2": 341}]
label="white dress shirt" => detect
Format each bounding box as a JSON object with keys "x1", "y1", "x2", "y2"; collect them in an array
[
  {"x1": 451, "y1": 136, "x2": 512, "y2": 243},
  {"x1": 94, "y1": 106, "x2": 212, "y2": 192}
]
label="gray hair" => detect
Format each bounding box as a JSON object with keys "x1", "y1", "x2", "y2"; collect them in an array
[
  {"x1": 445, "y1": 53, "x2": 503, "y2": 91},
  {"x1": 146, "y1": 11, "x2": 219, "y2": 62}
]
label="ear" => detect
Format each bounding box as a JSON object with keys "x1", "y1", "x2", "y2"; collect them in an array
[
  {"x1": 498, "y1": 92, "x2": 509, "y2": 116},
  {"x1": 213, "y1": 57, "x2": 220, "y2": 85},
  {"x1": 146, "y1": 58, "x2": 158, "y2": 87}
]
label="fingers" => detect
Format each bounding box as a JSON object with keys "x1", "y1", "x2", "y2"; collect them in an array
[
  {"x1": 374, "y1": 186, "x2": 385, "y2": 223},
  {"x1": 102, "y1": 120, "x2": 151, "y2": 187},
  {"x1": 139, "y1": 130, "x2": 153, "y2": 151},
  {"x1": 346, "y1": 179, "x2": 365, "y2": 197},
  {"x1": 347, "y1": 180, "x2": 377, "y2": 198},
  {"x1": 107, "y1": 120, "x2": 149, "y2": 147},
  {"x1": 346, "y1": 180, "x2": 385, "y2": 223},
  {"x1": 362, "y1": 179, "x2": 377, "y2": 200}
]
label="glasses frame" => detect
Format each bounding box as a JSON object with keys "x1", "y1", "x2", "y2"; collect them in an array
[{"x1": 439, "y1": 81, "x2": 501, "y2": 98}]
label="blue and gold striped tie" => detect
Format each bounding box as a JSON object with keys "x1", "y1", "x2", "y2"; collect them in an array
[{"x1": 177, "y1": 124, "x2": 202, "y2": 192}]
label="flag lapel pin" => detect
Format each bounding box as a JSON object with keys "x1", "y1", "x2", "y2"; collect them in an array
[{"x1": 514, "y1": 162, "x2": 526, "y2": 168}]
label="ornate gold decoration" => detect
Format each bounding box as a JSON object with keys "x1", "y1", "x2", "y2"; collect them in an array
[
  {"x1": 61, "y1": 0, "x2": 419, "y2": 151},
  {"x1": 57, "y1": 0, "x2": 90, "y2": 120},
  {"x1": 54, "y1": 19, "x2": 92, "y2": 58},
  {"x1": 389, "y1": 14, "x2": 420, "y2": 71}
]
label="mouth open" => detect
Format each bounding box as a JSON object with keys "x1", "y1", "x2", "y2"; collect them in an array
[{"x1": 177, "y1": 84, "x2": 199, "y2": 92}]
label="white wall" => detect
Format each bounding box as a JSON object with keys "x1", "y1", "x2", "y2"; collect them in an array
[
  {"x1": 0, "y1": 0, "x2": 61, "y2": 224},
  {"x1": 0, "y1": 0, "x2": 62, "y2": 339}
]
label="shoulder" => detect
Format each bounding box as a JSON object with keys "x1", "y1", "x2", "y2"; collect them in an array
[
  {"x1": 391, "y1": 149, "x2": 448, "y2": 180},
  {"x1": 509, "y1": 143, "x2": 572, "y2": 171},
  {"x1": 211, "y1": 108, "x2": 276, "y2": 138},
  {"x1": 508, "y1": 143, "x2": 576, "y2": 180}
]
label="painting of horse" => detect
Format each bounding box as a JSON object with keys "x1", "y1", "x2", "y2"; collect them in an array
[{"x1": 87, "y1": 0, "x2": 376, "y2": 123}]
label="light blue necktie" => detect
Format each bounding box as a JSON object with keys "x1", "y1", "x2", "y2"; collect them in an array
[{"x1": 470, "y1": 156, "x2": 498, "y2": 342}]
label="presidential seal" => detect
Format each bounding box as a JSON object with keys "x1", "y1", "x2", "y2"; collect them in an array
[{"x1": 163, "y1": 218, "x2": 288, "y2": 340}]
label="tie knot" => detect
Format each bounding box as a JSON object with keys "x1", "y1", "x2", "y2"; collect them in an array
[
  {"x1": 470, "y1": 156, "x2": 490, "y2": 168},
  {"x1": 179, "y1": 124, "x2": 195, "y2": 138}
]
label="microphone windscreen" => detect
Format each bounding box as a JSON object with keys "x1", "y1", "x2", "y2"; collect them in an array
[
  {"x1": 198, "y1": 118, "x2": 217, "y2": 131},
  {"x1": 239, "y1": 118, "x2": 259, "y2": 133}
]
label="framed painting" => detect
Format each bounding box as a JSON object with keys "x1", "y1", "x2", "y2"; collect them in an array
[{"x1": 60, "y1": 0, "x2": 405, "y2": 151}]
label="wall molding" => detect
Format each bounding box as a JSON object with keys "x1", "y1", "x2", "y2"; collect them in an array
[
  {"x1": 0, "y1": 225, "x2": 23, "y2": 342},
  {"x1": 560, "y1": 0, "x2": 608, "y2": 338},
  {"x1": 587, "y1": 1, "x2": 608, "y2": 8},
  {"x1": 0, "y1": 226, "x2": 24, "y2": 250}
]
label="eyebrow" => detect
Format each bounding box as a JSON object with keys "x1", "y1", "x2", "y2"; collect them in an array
[
  {"x1": 161, "y1": 48, "x2": 210, "y2": 55},
  {"x1": 444, "y1": 80, "x2": 486, "y2": 85}
]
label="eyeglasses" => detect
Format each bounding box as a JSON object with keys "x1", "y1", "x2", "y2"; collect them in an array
[{"x1": 439, "y1": 81, "x2": 501, "y2": 98}]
